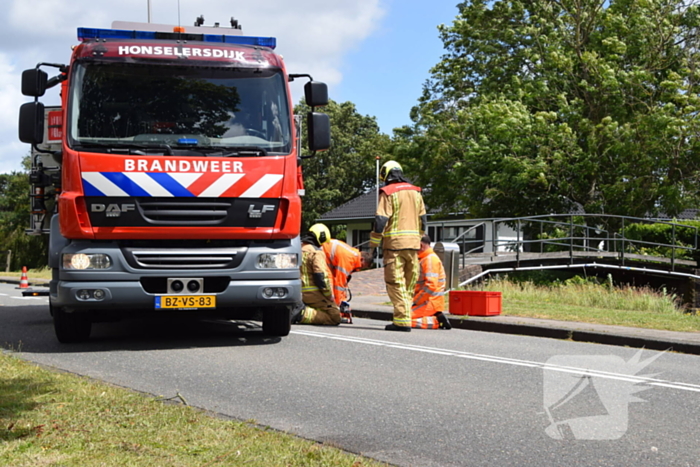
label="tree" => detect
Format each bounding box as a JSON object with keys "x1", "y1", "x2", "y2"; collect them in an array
[
  {"x1": 401, "y1": 0, "x2": 700, "y2": 220},
  {"x1": 0, "y1": 157, "x2": 48, "y2": 270},
  {"x1": 297, "y1": 100, "x2": 392, "y2": 232}
]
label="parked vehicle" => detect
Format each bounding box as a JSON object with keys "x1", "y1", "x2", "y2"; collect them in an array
[{"x1": 18, "y1": 18, "x2": 330, "y2": 342}]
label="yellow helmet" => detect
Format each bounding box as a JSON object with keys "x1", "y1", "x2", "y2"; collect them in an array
[
  {"x1": 379, "y1": 160, "x2": 403, "y2": 182},
  {"x1": 309, "y1": 223, "x2": 330, "y2": 245}
]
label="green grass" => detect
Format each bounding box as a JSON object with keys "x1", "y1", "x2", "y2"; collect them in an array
[
  {"x1": 1, "y1": 268, "x2": 52, "y2": 280},
  {"x1": 0, "y1": 352, "x2": 385, "y2": 467},
  {"x1": 456, "y1": 277, "x2": 700, "y2": 333}
]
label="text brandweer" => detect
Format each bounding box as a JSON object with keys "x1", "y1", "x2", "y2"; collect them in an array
[{"x1": 124, "y1": 159, "x2": 244, "y2": 173}]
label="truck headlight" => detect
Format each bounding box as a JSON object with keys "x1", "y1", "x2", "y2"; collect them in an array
[
  {"x1": 257, "y1": 253, "x2": 298, "y2": 269},
  {"x1": 63, "y1": 253, "x2": 112, "y2": 270}
]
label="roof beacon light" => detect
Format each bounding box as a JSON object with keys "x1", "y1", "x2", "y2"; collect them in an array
[{"x1": 77, "y1": 27, "x2": 276, "y2": 49}]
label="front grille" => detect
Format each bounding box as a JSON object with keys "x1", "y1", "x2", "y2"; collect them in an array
[
  {"x1": 138, "y1": 200, "x2": 231, "y2": 224},
  {"x1": 130, "y1": 248, "x2": 245, "y2": 269},
  {"x1": 87, "y1": 197, "x2": 279, "y2": 228}
]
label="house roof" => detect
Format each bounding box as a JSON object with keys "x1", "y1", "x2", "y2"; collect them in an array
[
  {"x1": 317, "y1": 189, "x2": 700, "y2": 225},
  {"x1": 318, "y1": 188, "x2": 448, "y2": 225},
  {"x1": 318, "y1": 189, "x2": 378, "y2": 224}
]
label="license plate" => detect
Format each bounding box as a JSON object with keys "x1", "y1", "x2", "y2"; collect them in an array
[{"x1": 155, "y1": 295, "x2": 216, "y2": 310}]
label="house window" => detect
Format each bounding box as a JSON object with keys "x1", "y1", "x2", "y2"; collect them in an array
[
  {"x1": 428, "y1": 224, "x2": 485, "y2": 253},
  {"x1": 353, "y1": 230, "x2": 371, "y2": 249}
]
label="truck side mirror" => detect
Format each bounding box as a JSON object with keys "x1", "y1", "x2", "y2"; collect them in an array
[
  {"x1": 19, "y1": 102, "x2": 45, "y2": 145},
  {"x1": 304, "y1": 81, "x2": 328, "y2": 107},
  {"x1": 22, "y1": 69, "x2": 48, "y2": 97},
  {"x1": 307, "y1": 112, "x2": 330, "y2": 152}
]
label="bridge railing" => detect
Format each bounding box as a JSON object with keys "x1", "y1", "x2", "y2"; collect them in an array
[{"x1": 431, "y1": 214, "x2": 699, "y2": 272}]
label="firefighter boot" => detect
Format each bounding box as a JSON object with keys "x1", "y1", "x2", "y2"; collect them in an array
[
  {"x1": 340, "y1": 301, "x2": 353, "y2": 324},
  {"x1": 435, "y1": 312, "x2": 452, "y2": 330},
  {"x1": 291, "y1": 303, "x2": 305, "y2": 324}
]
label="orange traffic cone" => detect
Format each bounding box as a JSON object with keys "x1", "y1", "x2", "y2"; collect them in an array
[{"x1": 19, "y1": 266, "x2": 29, "y2": 289}]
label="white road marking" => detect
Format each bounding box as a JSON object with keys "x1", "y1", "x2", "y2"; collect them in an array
[
  {"x1": 10, "y1": 296, "x2": 47, "y2": 300},
  {"x1": 291, "y1": 329, "x2": 700, "y2": 393}
]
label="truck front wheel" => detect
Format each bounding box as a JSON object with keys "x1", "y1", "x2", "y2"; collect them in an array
[
  {"x1": 262, "y1": 306, "x2": 291, "y2": 337},
  {"x1": 52, "y1": 304, "x2": 92, "y2": 343}
]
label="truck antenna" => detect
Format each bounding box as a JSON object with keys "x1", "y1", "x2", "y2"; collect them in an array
[{"x1": 177, "y1": 0, "x2": 181, "y2": 30}]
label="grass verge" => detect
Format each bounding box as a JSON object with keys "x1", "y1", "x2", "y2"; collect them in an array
[
  {"x1": 459, "y1": 278, "x2": 700, "y2": 333},
  {"x1": 1, "y1": 268, "x2": 52, "y2": 280},
  {"x1": 0, "y1": 352, "x2": 385, "y2": 467}
]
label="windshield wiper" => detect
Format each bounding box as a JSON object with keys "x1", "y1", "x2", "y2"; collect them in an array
[
  {"x1": 191, "y1": 146, "x2": 269, "y2": 157},
  {"x1": 74, "y1": 141, "x2": 174, "y2": 155}
]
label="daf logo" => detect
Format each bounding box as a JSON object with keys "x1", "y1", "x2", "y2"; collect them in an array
[
  {"x1": 248, "y1": 204, "x2": 275, "y2": 219},
  {"x1": 91, "y1": 203, "x2": 136, "y2": 218}
]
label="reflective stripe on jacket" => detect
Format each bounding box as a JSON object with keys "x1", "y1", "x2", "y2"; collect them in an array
[
  {"x1": 301, "y1": 243, "x2": 333, "y2": 301},
  {"x1": 322, "y1": 239, "x2": 362, "y2": 305}
]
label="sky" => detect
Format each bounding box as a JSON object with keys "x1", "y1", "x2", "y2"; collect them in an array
[{"x1": 1, "y1": 0, "x2": 462, "y2": 174}]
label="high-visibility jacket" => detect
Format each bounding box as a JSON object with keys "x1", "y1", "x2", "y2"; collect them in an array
[
  {"x1": 300, "y1": 243, "x2": 340, "y2": 325},
  {"x1": 412, "y1": 247, "x2": 446, "y2": 318},
  {"x1": 301, "y1": 243, "x2": 334, "y2": 303},
  {"x1": 369, "y1": 182, "x2": 426, "y2": 250},
  {"x1": 322, "y1": 239, "x2": 362, "y2": 305}
]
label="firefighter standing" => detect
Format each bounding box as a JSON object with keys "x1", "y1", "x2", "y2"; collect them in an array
[
  {"x1": 294, "y1": 225, "x2": 341, "y2": 326},
  {"x1": 411, "y1": 234, "x2": 452, "y2": 329},
  {"x1": 370, "y1": 161, "x2": 427, "y2": 332}
]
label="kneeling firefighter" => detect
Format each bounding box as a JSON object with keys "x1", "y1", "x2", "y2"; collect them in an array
[{"x1": 294, "y1": 224, "x2": 341, "y2": 325}]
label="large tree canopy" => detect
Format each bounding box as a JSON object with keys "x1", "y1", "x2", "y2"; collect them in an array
[
  {"x1": 400, "y1": 0, "x2": 700, "y2": 219},
  {"x1": 0, "y1": 157, "x2": 48, "y2": 270},
  {"x1": 298, "y1": 100, "x2": 391, "y2": 232}
]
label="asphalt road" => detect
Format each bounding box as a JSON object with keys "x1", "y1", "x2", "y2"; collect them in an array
[{"x1": 1, "y1": 282, "x2": 699, "y2": 467}]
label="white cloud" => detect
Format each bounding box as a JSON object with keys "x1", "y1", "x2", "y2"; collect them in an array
[
  {"x1": 0, "y1": 0, "x2": 385, "y2": 174},
  {"x1": 0, "y1": 52, "x2": 28, "y2": 173}
]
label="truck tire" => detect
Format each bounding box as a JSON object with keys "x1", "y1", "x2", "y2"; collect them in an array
[
  {"x1": 262, "y1": 307, "x2": 291, "y2": 337},
  {"x1": 53, "y1": 305, "x2": 92, "y2": 343}
]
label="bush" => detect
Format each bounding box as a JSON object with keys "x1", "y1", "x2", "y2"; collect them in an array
[{"x1": 623, "y1": 220, "x2": 700, "y2": 261}]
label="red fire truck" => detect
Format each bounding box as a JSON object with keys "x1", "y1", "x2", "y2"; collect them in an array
[{"x1": 18, "y1": 19, "x2": 330, "y2": 343}]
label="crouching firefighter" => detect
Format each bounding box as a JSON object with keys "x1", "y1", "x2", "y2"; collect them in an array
[
  {"x1": 293, "y1": 228, "x2": 341, "y2": 325},
  {"x1": 411, "y1": 234, "x2": 451, "y2": 329}
]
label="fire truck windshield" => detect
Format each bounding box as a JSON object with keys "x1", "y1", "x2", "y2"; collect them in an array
[{"x1": 68, "y1": 62, "x2": 292, "y2": 154}]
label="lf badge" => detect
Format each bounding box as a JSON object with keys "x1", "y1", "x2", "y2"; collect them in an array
[{"x1": 248, "y1": 204, "x2": 275, "y2": 219}]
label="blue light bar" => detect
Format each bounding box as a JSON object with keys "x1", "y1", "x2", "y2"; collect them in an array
[
  {"x1": 77, "y1": 28, "x2": 276, "y2": 49},
  {"x1": 177, "y1": 138, "x2": 198, "y2": 146},
  {"x1": 78, "y1": 28, "x2": 156, "y2": 40},
  {"x1": 205, "y1": 34, "x2": 276, "y2": 49}
]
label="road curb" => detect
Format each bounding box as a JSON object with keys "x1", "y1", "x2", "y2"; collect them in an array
[{"x1": 351, "y1": 308, "x2": 700, "y2": 356}]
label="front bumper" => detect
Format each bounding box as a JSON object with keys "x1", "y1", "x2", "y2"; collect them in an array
[{"x1": 51, "y1": 278, "x2": 301, "y2": 311}]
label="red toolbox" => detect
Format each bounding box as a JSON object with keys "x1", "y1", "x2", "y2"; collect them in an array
[{"x1": 449, "y1": 291, "x2": 502, "y2": 316}]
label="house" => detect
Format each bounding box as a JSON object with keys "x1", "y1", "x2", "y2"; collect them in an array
[{"x1": 317, "y1": 189, "x2": 519, "y2": 254}]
